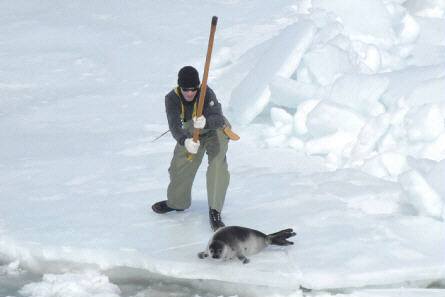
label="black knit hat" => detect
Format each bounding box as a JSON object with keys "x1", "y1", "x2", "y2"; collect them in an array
[{"x1": 178, "y1": 66, "x2": 200, "y2": 88}]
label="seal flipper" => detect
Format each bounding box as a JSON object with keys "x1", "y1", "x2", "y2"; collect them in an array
[
  {"x1": 266, "y1": 229, "x2": 297, "y2": 246},
  {"x1": 198, "y1": 251, "x2": 208, "y2": 259}
]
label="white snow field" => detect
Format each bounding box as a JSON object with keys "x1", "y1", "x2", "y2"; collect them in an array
[{"x1": 0, "y1": 1, "x2": 444, "y2": 296}]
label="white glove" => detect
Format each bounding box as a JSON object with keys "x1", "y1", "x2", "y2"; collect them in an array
[
  {"x1": 193, "y1": 115, "x2": 206, "y2": 129},
  {"x1": 184, "y1": 138, "x2": 200, "y2": 154}
]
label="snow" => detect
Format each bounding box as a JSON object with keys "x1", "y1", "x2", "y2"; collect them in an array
[
  {"x1": 317, "y1": 289, "x2": 445, "y2": 297},
  {"x1": 397, "y1": 13, "x2": 421, "y2": 44},
  {"x1": 0, "y1": 0, "x2": 444, "y2": 296},
  {"x1": 306, "y1": 102, "x2": 366, "y2": 137},
  {"x1": 406, "y1": 77, "x2": 445, "y2": 106},
  {"x1": 349, "y1": 113, "x2": 392, "y2": 165},
  {"x1": 403, "y1": 103, "x2": 444, "y2": 142},
  {"x1": 312, "y1": 0, "x2": 397, "y2": 47},
  {"x1": 405, "y1": 0, "x2": 445, "y2": 18},
  {"x1": 229, "y1": 20, "x2": 316, "y2": 125},
  {"x1": 270, "y1": 107, "x2": 294, "y2": 137},
  {"x1": 269, "y1": 76, "x2": 320, "y2": 108},
  {"x1": 425, "y1": 160, "x2": 445, "y2": 198},
  {"x1": 19, "y1": 271, "x2": 121, "y2": 297},
  {"x1": 328, "y1": 74, "x2": 388, "y2": 117},
  {"x1": 379, "y1": 65, "x2": 445, "y2": 108},
  {"x1": 294, "y1": 99, "x2": 321, "y2": 136},
  {"x1": 303, "y1": 44, "x2": 354, "y2": 86},
  {"x1": 0, "y1": 261, "x2": 23, "y2": 277},
  {"x1": 352, "y1": 41, "x2": 383, "y2": 74},
  {"x1": 399, "y1": 170, "x2": 444, "y2": 219}
]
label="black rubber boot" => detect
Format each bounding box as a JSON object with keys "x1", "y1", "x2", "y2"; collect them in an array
[
  {"x1": 209, "y1": 208, "x2": 225, "y2": 231},
  {"x1": 151, "y1": 200, "x2": 184, "y2": 214}
]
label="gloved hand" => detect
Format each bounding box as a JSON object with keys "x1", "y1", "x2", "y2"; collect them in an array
[
  {"x1": 193, "y1": 115, "x2": 206, "y2": 129},
  {"x1": 184, "y1": 138, "x2": 200, "y2": 154}
]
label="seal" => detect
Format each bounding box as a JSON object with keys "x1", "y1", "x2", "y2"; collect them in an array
[{"x1": 198, "y1": 226, "x2": 296, "y2": 264}]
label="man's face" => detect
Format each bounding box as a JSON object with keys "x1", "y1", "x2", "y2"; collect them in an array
[{"x1": 181, "y1": 87, "x2": 198, "y2": 102}]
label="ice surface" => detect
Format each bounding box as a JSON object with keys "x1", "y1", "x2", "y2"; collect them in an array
[
  {"x1": 379, "y1": 65, "x2": 445, "y2": 108},
  {"x1": 317, "y1": 289, "x2": 445, "y2": 297},
  {"x1": 404, "y1": 104, "x2": 444, "y2": 142},
  {"x1": 397, "y1": 13, "x2": 421, "y2": 44},
  {"x1": 399, "y1": 169, "x2": 444, "y2": 219},
  {"x1": 305, "y1": 131, "x2": 356, "y2": 160},
  {"x1": 269, "y1": 76, "x2": 319, "y2": 108},
  {"x1": 361, "y1": 152, "x2": 409, "y2": 179},
  {"x1": 351, "y1": 42, "x2": 382, "y2": 74},
  {"x1": 294, "y1": 99, "x2": 321, "y2": 136},
  {"x1": 425, "y1": 160, "x2": 445, "y2": 199},
  {"x1": 406, "y1": 77, "x2": 445, "y2": 106},
  {"x1": 230, "y1": 20, "x2": 316, "y2": 125},
  {"x1": 328, "y1": 74, "x2": 389, "y2": 117},
  {"x1": 415, "y1": 16, "x2": 445, "y2": 46},
  {"x1": 405, "y1": 0, "x2": 445, "y2": 18},
  {"x1": 350, "y1": 114, "x2": 391, "y2": 165},
  {"x1": 313, "y1": 0, "x2": 397, "y2": 47},
  {"x1": 303, "y1": 44, "x2": 354, "y2": 86},
  {"x1": 306, "y1": 101, "x2": 366, "y2": 137},
  {"x1": 19, "y1": 271, "x2": 121, "y2": 297},
  {"x1": 410, "y1": 18, "x2": 445, "y2": 67},
  {"x1": 270, "y1": 107, "x2": 294, "y2": 132},
  {"x1": 422, "y1": 133, "x2": 445, "y2": 161}
]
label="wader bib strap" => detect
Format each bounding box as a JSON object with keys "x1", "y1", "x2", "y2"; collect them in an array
[{"x1": 174, "y1": 87, "x2": 197, "y2": 122}]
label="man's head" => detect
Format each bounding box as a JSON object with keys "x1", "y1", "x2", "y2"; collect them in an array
[{"x1": 178, "y1": 66, "x2": 200, "y2": 101}]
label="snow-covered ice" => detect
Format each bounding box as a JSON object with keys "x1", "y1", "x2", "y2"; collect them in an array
[
  {"x1": 19, "y1": 271, "x2": 121, "y2": 297},
  {"x1": 230, "y1": 20, "x2": 316, "y2": 125},
  {"x1": 0, "y1": 1, "x2": 444, "y2": 296}
]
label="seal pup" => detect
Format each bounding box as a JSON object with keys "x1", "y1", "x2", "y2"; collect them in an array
[{"x1": 198, "y1": 226, "x2": 296, "y2": 264}]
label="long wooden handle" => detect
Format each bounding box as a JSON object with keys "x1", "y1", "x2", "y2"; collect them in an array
[{"x1": 192, "y1": 16, "x2": 218, "y2": 142}]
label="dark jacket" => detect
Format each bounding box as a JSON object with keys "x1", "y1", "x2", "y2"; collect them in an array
[{"x1": 165, "y1": 86, "x2": 225, "y2": 145}]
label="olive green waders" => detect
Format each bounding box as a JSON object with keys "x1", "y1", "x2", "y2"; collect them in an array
[{"x1": 166, "y1": 125, "x2": 230, "y2": 212}]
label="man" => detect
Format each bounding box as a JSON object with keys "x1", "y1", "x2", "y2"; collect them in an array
[{"x1": 152, "y1": 66, "x2": 230, "y2": 231}]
